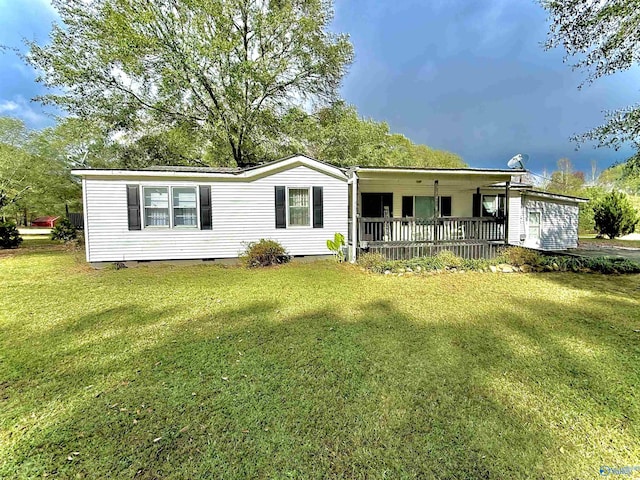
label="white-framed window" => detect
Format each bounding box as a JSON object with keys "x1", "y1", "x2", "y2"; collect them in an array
[
  {"x1": 172, "y1": 187, "x2": 198, "y2": 228},
  {"x1": 288, "y1": 187, "x2": 310, "y2": 227},
  {"x1": 528, "y1": 211, "x2": 541, "y2": 240},
  {"x1": 142, "y1": 186, "x2": 200, "y2": 229},
  {"x1": 143, "y1": 187, "x2": 170, "y2": 227},
  {"x1": 482, "y1": 194, "x2": 506, "y2": 218}
]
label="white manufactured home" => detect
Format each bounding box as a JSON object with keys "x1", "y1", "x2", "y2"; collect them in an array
[{"x1": 72, "y1": 155, "x2": 586, "y2": 264}]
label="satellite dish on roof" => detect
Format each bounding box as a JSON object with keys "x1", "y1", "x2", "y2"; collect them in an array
[{"x1": 507, "y1": 153, "x2": 529, "y2": 169}]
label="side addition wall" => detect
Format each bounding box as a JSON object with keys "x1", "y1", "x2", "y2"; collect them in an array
[{"x1": 522, "y1": 195, "x2": 580, "y2": 250}]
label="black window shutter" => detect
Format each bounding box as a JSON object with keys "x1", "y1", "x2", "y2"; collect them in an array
[
  {"x1": 472, "y1": 193, "x2": 482, "y2": 217},
  {"x1": 402, "y1": 196, "x2": 414, "y2": 217},
  {"x1": 275, "y1": 186, "x2": 286, "y2": 229},
  {"x1": 313, "y1": 186, "x2": 323, "y2": 228},
  {"x1": 199, "y1": 186, "x2": 212, "y2": 230},
  {"x1": 127, "y1": 185, "x2": 141, "y2": 230},
  {"x1": 441, "y1": 197, "x2": 452, "y2": 217}
]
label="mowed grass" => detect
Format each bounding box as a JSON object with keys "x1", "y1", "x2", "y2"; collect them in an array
[
  {"x1": 1, "y1": 245, "x2": 639, "y2": 479},
  {"x1": 579, "y1": 236, "x2": 640, "y2": 249}
]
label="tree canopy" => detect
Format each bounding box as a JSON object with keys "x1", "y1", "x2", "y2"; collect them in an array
[
  {"x1": 542, "y1": 0, "x2": 640, "y2": 150},
  {"x1": 542, "y1": 158, "x2": 586, "y2": 197},
  {"x1": 279, "y1": 103, "x2": 466, "y2": 168},
  {"x1": 28, "y1": 0, "x2": 354, "y2": 166},
  {"x1": 0, "y1": 117, "x2": 84, "y2": 223}
]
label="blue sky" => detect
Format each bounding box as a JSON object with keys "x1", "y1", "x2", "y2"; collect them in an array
[{"x1": 0, "y1": 0, "x2": 638, "y2": 174}]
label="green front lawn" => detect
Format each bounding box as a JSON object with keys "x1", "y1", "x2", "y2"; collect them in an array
[{"x1": 1, "y1": 246, "x2": 639, "y2": 479}]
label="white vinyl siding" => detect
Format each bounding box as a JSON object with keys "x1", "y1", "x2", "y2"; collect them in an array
[
  {"x1": 507, "y1": 192, "x2": 522, "y2": 246},
  {"x1": 83, "y1": 165, "x2": 347, "y2": 262},
  {"x1": 522, "y1": 196, "x2": 579, "y2": 250}
]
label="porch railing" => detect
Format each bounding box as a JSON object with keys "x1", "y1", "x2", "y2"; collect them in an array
[{"x1": 358, "y1": 217, "x2": 505, "y2": 244}]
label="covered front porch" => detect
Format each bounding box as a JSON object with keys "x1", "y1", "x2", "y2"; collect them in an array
[{"x1": 347, "y1": 166, "x2": 523, "y2": 261}]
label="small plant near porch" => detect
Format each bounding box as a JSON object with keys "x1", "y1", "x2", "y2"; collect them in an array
[{"x1": 326, "y1": 232, "x2": 346, "y2": 262}]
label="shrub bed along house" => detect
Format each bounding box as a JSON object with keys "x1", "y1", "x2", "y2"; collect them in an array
[{"x1": 358, "y1": 247, "x2": 640, "y2": 275}]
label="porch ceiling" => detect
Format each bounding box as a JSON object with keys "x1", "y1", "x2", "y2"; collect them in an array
[
  {"x1": 354, "y1": 166, "x2": 522, "y2": 175},
  {"x1": 354, "y1": 167, "x2": 522, "y2": 185}
]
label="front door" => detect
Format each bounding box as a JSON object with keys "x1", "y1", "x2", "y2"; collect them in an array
[
  {"x1": 361, "y1": 193, "x2": 393, "y2": 218},
  {"x1": 360, "y1": 193, "x2": 393, "y2": 242},
  {"x1": 525, "y1": 210, "x2": 542, "y2": 249}
]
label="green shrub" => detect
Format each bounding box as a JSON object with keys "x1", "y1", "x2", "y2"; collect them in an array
[
  {"x1": 578, "y1": 187, "x2": 606, "y2": 234},
  {"x1": 0, "y1": 222, "x2": 22, "y2": 249},
  {"x1": 537, "y1": 254, "x2": 640, "y2": 274},
  {"x1": 358, "y1": 248, "x2": 640, "y2": 275},
  {"x1": 357, "y1": 252, "x2": 387, "y2": 272},
  {"x1": 241, "y1": 239, "x2": 290, "y2": 268},
  {"x1": 502, "y1": 246, "x2": 542, "y2": 266},
  {"x1": 435, "y1": 250, "x2": 464, "y2": 268},
  {"x1": 460, "y1": 257, "x2": 493, "y2": 270},
  {"x1": 50, "y1": 218, "x2": 77, "y2": 242},
  {"x1": 592, "y1": 191, "x2": 639, "y2": 239}
]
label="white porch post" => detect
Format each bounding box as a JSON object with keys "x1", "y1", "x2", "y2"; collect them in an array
[
  {"x1": 504, "y1": 180, "x2": 511, "y2": 245},
  {"x1": 350, "y1": 171, "x2": 358, "y2": 263}
]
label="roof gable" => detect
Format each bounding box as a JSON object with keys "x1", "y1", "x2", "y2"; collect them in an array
[{"x1": 71, "y1": 154, "x2": 347, "y2": 182}]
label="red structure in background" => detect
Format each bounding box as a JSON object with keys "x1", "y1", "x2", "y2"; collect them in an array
[{"x1": 31, "y1": 216, "x2": 60, "y2": 228}]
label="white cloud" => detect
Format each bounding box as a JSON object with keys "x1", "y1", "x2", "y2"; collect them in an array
[
  {"x1": 0, "y1": 100, "x2": 20, "y2": 113},
  {"x1": 0, "y1": 96, "x2": 53, "y2": 128}
]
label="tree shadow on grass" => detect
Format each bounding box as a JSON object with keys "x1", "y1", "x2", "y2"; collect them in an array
[
  {"x1": 2, "y1": 292, "x2": 639, "y2": 479},
  {"x1": 536, "y1": 270, "x2": 640, "y2": 295}
]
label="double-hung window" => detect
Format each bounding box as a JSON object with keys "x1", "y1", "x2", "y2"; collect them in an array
[
  {"x1": 288, "y1": 188, "x2": 310, "y2": 227},
  {"x1": 528, "y1": 211, "x2": 541, "y2": 240},
  {"x1": 172, "y1": 187, "x2": 198, "y2": 227},
  {"x1": 142, "y1": 186, "x2": 199, "y2": 228},
  {"x1": 143, "y1": 187, "x2": 170, "y2": 227}
]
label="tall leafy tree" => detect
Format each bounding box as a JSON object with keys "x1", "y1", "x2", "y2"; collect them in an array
[
  {"x1": 0, "y1": 117, "x2": 84, "y2": 223},
  {"x1": 28, "y1": 0, "x2": 354, "y2": 166},
  {"x1": 542, "y1": 0, "x2": 640, "y2": 150},
  {"x1": 0, "y1": 118, "x2": 33, "y2": 212},
  {"x1": 280, "y1": 103, "x2": 466, "y2": 168},
  {"x1": 543, "y1": 158, "x2": 586, "y2": 196}
]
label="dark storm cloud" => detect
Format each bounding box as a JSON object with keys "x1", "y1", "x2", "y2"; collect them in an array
[{"x1": 333, "y1": 0, "x2": 640, "y2": 173}]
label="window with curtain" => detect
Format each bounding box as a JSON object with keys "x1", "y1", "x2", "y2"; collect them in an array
[
  {"x1": 402, "y1": 196, "x2": 452, "y2": 218},
  {"x1": 143, "y1": 187, "x2": 170, "y2": 227},
  {"x1": 415, "y1": 196, "x2": 435, "y2": 218},
  {"x1": 481, "y1": 194, "x2": 506, "y2": 218},
  {"x1": 288, "y1": 188, "x2": 310, "y2": 226},
  {"x1": 172, "y1": 187, "x2": 198, "y2": 227}
]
